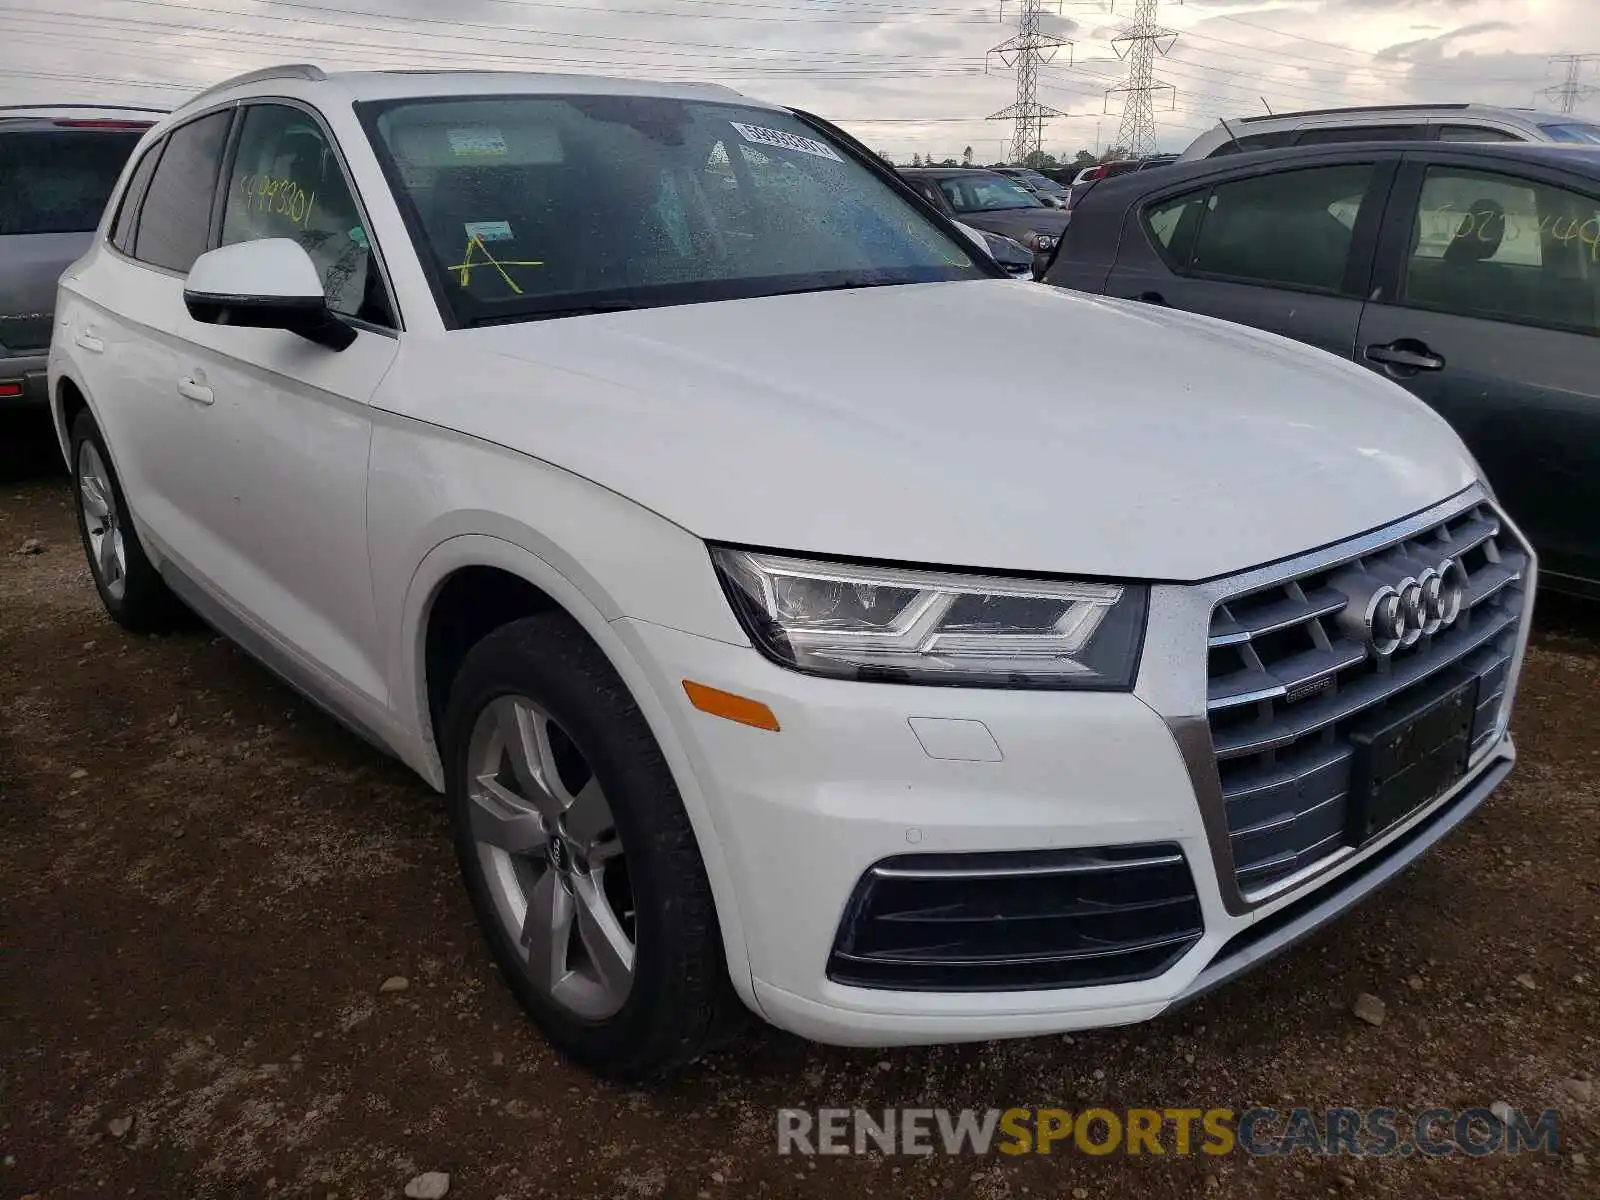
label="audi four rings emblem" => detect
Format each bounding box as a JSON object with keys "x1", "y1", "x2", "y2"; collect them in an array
[{"x1": 1345, "y1": 558, "x2": 1469, "y2": 656}]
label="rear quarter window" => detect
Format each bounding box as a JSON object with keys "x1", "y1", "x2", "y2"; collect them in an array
[
  {"x1": 1143, "y1": 188, "x2": 1208, "y2": 267},
  {"x1": 0, "y1": 130, "x2": 144, "y2": 236}
]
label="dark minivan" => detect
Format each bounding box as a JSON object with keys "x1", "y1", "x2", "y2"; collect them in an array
[
  {"x1": 1, "y1": 106, "x2": 159, "y2": 411},
  {"x1": 1045, "y1": 140, "x2": 1600, "y2": 596}
]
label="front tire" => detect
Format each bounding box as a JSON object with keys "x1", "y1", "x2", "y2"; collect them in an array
[
  {"x1": 69, "y1": 409, "x2": 183, "y2": 632},
  {"x1": 443, "y1": 613, "x2": 742, "y2": 1079}
]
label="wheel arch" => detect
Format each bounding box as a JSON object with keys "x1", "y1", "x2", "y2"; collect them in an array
[
  {"x1": 52, "y1": 371, "x2": 93, "y2": 465},
  {"x1": 400, "y1": 533, "x2": 758, "y2": 1009}
]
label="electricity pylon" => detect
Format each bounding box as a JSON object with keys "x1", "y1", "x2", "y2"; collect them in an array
[
  {"x1": 1105, "y1": 0, "x2": 1179, "y2": 158},
  {"x1": 1542, "y1": 54, "x2": 1600, "y2": 114},
  {"x1": 987, "y1": 0, "x2": 1073, "y2": 164}
]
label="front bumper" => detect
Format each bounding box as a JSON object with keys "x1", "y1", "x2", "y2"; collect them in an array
[
  {"x1": 612, "y1": 488, "x2": 1531, "y2": 1046},
  {"x1": 617, "y1": 625, "x2": 1517, "y2": 1048}
]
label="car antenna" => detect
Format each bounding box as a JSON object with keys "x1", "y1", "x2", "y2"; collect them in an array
[
  {"x1": 1218, "y1": 115, "x2": 1245, "y2": 152},
  {"x1": 1260, "y1": 96, "x2": 1274, "y2": 116}
]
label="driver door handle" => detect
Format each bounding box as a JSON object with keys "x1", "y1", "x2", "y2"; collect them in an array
[
  {"x1": 1365, "y1": 341, "x2": 1444, "y2": 372},
  {"x1": 176, "y1": 376, "x2": 214, "y2": 406}
]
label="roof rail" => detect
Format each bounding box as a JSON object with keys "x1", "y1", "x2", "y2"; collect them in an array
[
  {"x1": 187, "y1": 63, "x2": 327, "y2": 106},
  {"x1": 1237, "y1": 102, "x2": 1472, "y2": 124},
  {"x1": 0, "y1": 103, "x2": 169, "y2": 114}
]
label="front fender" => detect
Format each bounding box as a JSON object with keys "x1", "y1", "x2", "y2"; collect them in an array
[{"x1": 396, "y1": 531, "x2": 759, "y2": 1011}]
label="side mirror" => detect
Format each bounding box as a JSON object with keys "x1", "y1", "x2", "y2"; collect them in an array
[
  {"x1": 183, "y1": 239, "x2": 355, "y2": 351},
  {"x1": 953, "y1": 222, "x2": 994, "y2": 258}
]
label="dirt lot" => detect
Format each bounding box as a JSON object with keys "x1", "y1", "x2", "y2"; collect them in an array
[{"x1": 1, "y1": 412, "x2": 1596, "y2": 1200}]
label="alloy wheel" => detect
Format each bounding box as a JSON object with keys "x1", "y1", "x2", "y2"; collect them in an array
[
  {"x1": 467, "y1": 695, "x2": 636, "y2": 1021},
  {"x1": 77, "y1": 442, "x2": 127, "y2": 602}
]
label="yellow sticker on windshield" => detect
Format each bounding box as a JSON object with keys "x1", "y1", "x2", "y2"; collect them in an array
[{"x1": 451, "y1": 233, "x2": 542, "y2": 293}]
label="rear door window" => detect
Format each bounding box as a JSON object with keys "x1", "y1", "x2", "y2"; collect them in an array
[
  {"x1": 1437, "y1": 125, "x2": 1523, "y2": 143},
  {"x1": 1294, "y1": 125, "x2": 1424, "y2": 145},
  {"x1": 1183, "y1": 164, "x2": 1376, "y2": 291},
  {"x1": 1209, "y1": 130, "x2": 1294, "y2": 158},
  {"x1": 1400, "y1": 165, "x2": 1600, "y2": 333},
  {"x1": 132, "y1": 110, "x2": 231, "y2": 273},
  {"x1": 0, "y1": 129, "x2": 145, "y2": 236}
]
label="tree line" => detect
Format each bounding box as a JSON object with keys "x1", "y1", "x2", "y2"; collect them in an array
[{"x1": 875, "y1": 146, "x2": 1134, "y2": 169}]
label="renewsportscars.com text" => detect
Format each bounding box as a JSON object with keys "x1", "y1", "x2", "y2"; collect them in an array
[{"x1": 776, "y1": 1106, "x2": 1560, "y2": 1158}]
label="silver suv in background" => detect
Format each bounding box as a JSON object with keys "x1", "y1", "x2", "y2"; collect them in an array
[
  {"x1": 1177, "y1": 103, "x2": 1600, "y2": 162},
  {"x1": 1, "y1": 105, "x2": 160, "y2": 411}
]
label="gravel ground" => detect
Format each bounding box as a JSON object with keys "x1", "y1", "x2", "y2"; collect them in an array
[{"x1": 1, "y1": 413, "x2": 1596, "y2": 1199}]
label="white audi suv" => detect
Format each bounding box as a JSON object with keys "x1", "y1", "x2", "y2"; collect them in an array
[{"x1": 49, "y1": 65, "x2": 1534, "y2": 1078}]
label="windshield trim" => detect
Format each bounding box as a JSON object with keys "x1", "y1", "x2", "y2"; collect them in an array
[{"x1": 355, "y1": 93, "x2": 1002, "y2": 330}]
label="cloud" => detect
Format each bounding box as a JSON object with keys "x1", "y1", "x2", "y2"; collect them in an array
[
  {"x1": 1375, "y1": 19, "x2": 1516, "y2": 61},
  {"x1": 0, "y1": 0, "x2": 1591, "y2": 158}
]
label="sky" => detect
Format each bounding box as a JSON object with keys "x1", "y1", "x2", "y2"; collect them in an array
[{"x1": 2, "y1": 0, "x2": 1597, "y2": 160}]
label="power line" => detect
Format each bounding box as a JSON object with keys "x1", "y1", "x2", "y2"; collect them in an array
[
  {"x1": 1105, "y1": 0, "x2": 1177, "y2": 157},
  {"x1": 18, "y1": 1, "x2": 977, "y2": 63},
  {"x1": 986, "y1": 0, "x2": 1072, "y2": 163},
  {"x1": 1541, "y1": 53, "x2": 1600, "y2": 114},
  {"x1": 0, "y1": 4, "x2": 995, "y2": 80}
]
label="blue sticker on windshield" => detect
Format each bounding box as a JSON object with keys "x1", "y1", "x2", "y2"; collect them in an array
[{"x1": 464, "y1": 220, "x2": 513, "y2": 243}]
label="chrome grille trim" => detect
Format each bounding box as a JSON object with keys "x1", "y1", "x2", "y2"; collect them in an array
[
  {"x1": 1133, "y1": 485, "x2": 1535, "y2": 917},
  {"x1": 1203, "y1": 494, "x2": 1530, "y2": 899}
]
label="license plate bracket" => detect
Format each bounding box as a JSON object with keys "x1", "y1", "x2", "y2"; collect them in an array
[{"x1": 1346, "y1": 669, "x2": 1479, "y2": 845}]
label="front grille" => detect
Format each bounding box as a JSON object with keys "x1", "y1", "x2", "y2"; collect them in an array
[
  {"x1": 827, "y1": 843, "x2": 1203, "y2": 991},
  {"x1": 0, "y1": 315, "x2": 52, "y2": 356},
  {"x1": 1205, "y1": 501, "x2": 1527, "y2": 897}
]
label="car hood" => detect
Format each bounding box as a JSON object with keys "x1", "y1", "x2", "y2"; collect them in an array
[{"x1": 414, "y1": 281, "x2": 1478, "y2": 581}]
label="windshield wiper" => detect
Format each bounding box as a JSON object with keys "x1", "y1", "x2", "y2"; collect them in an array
[
  {"x1": 771, "y1": 279, "x2": 908, "y2": 297},
  {"x1": 467, "y1": 301, "x2": 640, "y2": 327}
]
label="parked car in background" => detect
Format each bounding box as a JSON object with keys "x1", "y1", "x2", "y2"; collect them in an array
[
  {"x1": 899, "y1": 166, "x2": 1069, "y2": 270},
  {"x1": 1, "y1": 105, "x2": 161, "y2": 411},
  {"x1": 1045, "y1": 139, "x2": 1600, "y2": 594},
  {"x1": 992, "y1": 166, "x2": 1069, "y2": 207},
  {"x1": 1065, "y1": 155, "x2": 1176, "y2": 211},
  {"x1": 1177, "y1": 103, "x2": 1600, "y2": 162}
]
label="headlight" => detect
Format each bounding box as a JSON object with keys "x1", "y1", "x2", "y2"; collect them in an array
[
  {"x1": 710, "y1": 548, "x2": 1148, "y2": 689},
  {"x1": 1023, "y1": 231, "x2": 1058, "y2": 252}
]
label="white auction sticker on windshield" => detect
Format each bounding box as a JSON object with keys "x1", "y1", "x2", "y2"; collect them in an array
[
  {"x1": 448, "y1": 128, "x2": 508, "y2": 158},
  {"x1": 729, "y1": 122, "x2": 843, "y2": 163}
]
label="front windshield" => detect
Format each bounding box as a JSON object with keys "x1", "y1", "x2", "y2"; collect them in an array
[
  {"x1": 938, "y1": 173, "x2": 1045, "y2": 213},
  {"x1": 1017, "y1": 171, "x2": 1066, "y2": 195},
  {"x1": 358, "y1": 94, "x2": 988, "y2": 325},
  {"x1": 1541, "y1": 122, "x2": 1600, "y2": 145}
]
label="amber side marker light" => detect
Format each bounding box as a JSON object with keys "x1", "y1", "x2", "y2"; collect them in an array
[{"x1": 682, "y1": 681, "x2": 781, "y2": 732}]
